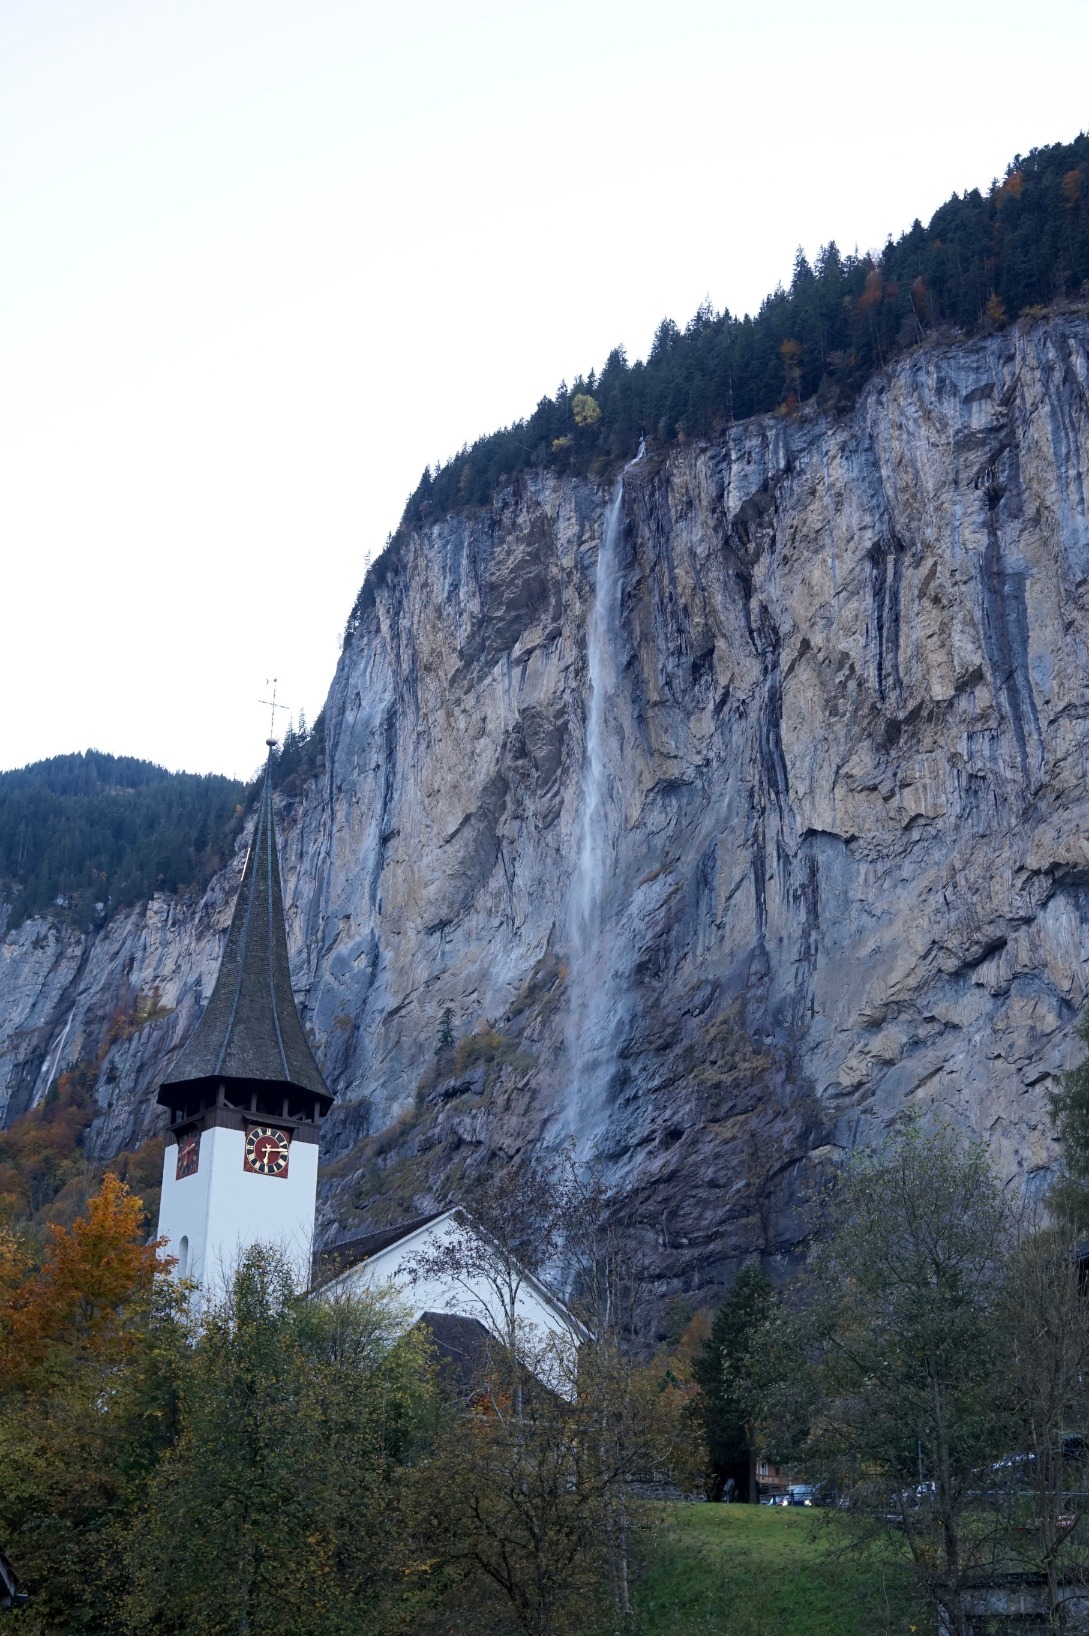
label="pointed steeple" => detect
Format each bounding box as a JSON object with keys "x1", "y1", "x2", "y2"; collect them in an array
[{"x1": 158, "y1": 744, "x2": 332, "y2": 1125}]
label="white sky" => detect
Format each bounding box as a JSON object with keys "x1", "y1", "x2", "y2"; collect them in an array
[{"x1": 3, "y1": 0, "x2": 1087, "y2": 781}]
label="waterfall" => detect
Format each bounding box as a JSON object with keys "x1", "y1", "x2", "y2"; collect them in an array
[
  {"x1": 563, "y1": 439, "x2": 645, "y2": 1145},
  {"x1": 572, "y1": 480, "x2": 623, "y2": 950},
  {"x1": 33, "y1": 1012, "x2": 74, "y2": 1108}
]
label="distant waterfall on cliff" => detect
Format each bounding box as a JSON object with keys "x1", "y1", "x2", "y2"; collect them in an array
[
  {"x1": 563, "y1": 439, "x2": 644, "y2": 1145},
  {"x1": 572, "y1": 479, "x2": 624, "y2": 948}
]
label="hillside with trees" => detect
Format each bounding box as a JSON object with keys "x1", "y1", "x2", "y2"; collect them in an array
[
  {"x1": 0, "y1": 752, "x2": 245, "y2": 931},
  {"x1": 0, "y1": 725, "x2": 325, "y2": 934},
  {"x1": 399, "y1": 133, "x2": 1089, "y2": 533}
]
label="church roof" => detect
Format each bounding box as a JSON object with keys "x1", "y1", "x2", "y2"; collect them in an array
[
  {"x1": 415, "y1": 1311, "x2": 493, "y2": 1399},
  {"x1": 310, "y1": 1213, "x2": 446, "y2": 1288},
  {"x1": 159, "y1": 746, "x2": 332, "y2": 1108}
]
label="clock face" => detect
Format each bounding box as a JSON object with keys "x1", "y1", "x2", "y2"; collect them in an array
[
  {"x1": 176, "y1": 1133, "x2": 200, "y2": 1180},
  {"x1": 244, "y1": 1125, "x2": 290, "y2": 1178}
]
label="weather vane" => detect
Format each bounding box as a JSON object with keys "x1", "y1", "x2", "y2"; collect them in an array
[{"x1": 258, "y1": 678, "x2": 290, "y2": 745}]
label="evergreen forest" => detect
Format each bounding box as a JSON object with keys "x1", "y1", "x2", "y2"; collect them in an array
[
  {"x1": 0, "y1": 752, "x2": 246, "y2": 931},
  {"x1": 0, "y1": 722, "x2": 326, "y2": 934},
  {"x1": 399, "y1": 133, "x2": 1089, "y2": 532}
]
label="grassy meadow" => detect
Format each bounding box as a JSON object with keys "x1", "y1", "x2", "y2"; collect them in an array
[{"x1": 623, "y1": 1504, "x2": 922, "y2": 1636}]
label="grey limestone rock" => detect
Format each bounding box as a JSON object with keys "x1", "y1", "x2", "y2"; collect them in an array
[{"x1": 4, "y1": 316, "x2": 1089, "y2": 1318}]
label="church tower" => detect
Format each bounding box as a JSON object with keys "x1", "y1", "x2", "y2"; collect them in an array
[{"x1": 155, "y1": 743, "x2": 333, "y2": 1291}]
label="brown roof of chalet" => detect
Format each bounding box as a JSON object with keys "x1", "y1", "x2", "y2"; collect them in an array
[{"x1": 158, "y1": 746, "x2": 332, "y2": 1109}]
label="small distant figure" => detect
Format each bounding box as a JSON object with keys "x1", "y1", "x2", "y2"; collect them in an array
[{"x1": 723, "y1": 1476, "x2": 736, "y2": 1504}]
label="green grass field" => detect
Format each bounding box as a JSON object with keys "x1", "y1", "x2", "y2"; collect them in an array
[{"x1": 624, "y1": 1504, "x2": 922, "y2": 1636}]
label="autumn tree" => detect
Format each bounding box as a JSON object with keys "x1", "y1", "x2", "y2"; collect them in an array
[
  {"x1": 0, "y1": 1071, "x2": 97, "y2": 1225},
  {"x1": 0, "y1": 1169, "x2": 170, "y2": 1388},
  {"x1": 0, "y1": 1175, "x2": 185, "y2": 1635},
  {"x1": 571, "y1": 393, "x2": 601, "y2": 428}
]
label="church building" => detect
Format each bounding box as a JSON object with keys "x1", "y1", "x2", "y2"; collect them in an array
[
  {"x1": 155, "y1": 741, "x2": 580, "y2": 1372},
  {"x1": 156, "y1": 741, "x2": 332, "y2": 1291}
]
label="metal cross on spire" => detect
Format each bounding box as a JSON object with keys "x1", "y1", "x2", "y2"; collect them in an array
[{"x1": 259, "y1": 678, "x2": 290, "y2": 746}]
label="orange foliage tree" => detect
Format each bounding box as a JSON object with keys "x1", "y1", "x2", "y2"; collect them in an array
[
  {"x1": 0, "y1": 1172, "x2": 172, "y2": 1389},
  {"x1": 0, "y1": 1070, "x2": 97, "y2": 1223},
  {"x1": 0, "y1": 1066, "x2": 165, "y2": 1233},
  {"x1": 0, "y1": 1175, "x2": 184, "y2": 1634}
]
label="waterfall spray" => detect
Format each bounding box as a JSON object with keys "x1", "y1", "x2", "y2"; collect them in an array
[
  {"x1": 572, "y1": 480, "x2": 623, "y2": 951},
  {"x1": 563, "y1": 439, "x2": 645, "y2": 1144}
]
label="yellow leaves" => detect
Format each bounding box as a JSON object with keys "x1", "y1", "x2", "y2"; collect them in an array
[
  {"x1": 572, "y1": 393, "x2": 601, "y2": 428},
  {"x1": 105, "y1": 988, "x2": 174, "y2": 1048},
  {"x1": 551, "y1": 435, "x2": 570, "y2": 452},
  {"x1": 1062, "y1": 167, "x2": 1083, "y2": 211},
  {"x1": 985, "y1": 294, "x2": 1006, "y2": 326},
  {"x1": 856, "y1": 267, "x2": 885, "y2": 315},
  {"x1": 0, "y1": 1173, "x2": 172, "y2": 1388},
  {"x1": 0, "y1": 1072, "x2": 97, "y2": 1225},
  {"x1": 993, "y1": 169, "x2": 1024, "y2": 205}
]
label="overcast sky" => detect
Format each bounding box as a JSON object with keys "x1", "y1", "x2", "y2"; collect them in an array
[{"x1": 3, "y1": 0, "x2": 1087, "y2": 781}]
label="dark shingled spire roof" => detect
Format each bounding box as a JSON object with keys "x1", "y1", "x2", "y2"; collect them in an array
[{"x1": 159, "y1": 747, "x2": 332, "y2": 1110}]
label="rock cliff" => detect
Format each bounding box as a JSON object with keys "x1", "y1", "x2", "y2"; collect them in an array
[{"x1": 5, "y1": 316, "x2": 1089, "y2": 1314}]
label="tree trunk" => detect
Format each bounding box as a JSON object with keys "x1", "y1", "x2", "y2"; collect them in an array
[{"x1": 614, "y1": 1491, "x2": 631, "y2": 1618}]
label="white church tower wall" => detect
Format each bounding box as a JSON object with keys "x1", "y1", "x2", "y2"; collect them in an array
[{"x1": 157, "y1": 1124, "x2": 319, "y2": 1291}]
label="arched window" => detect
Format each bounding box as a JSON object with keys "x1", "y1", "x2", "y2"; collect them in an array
[{"x1": 178, "y1": 1235, "x2": 189, "y2": 1278}]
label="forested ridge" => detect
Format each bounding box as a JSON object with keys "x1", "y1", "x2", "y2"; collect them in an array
[
  {"x1": 398, "y1": 133, "x2": 1089, "y2": 536},
  {"x1": 0, "y1": 751, "x2": 245, "y2": 931},
  {"x1": 0, "y1": 719, "x2": 327, "y2": 934}
]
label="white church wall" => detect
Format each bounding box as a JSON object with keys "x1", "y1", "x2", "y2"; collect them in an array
[
  {"x1": 319, "y1": 1211, "x2": 581, "y2": 1388},
  {"x1": 157, "y1": 1127, "x2": 318, "y2": 1294}
]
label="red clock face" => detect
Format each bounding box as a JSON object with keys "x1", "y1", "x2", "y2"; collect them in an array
[
  {"x1": 244, "y1": 1125, "x2": 290, "y2": 1178},
  {"x1": 176, "y1": 1133, "x2": 200, "y2": 1180}
]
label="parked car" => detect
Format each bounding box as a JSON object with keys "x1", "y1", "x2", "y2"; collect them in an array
[
  {"x1": 885, "y1": 1481, "x2": 937, "y2": 1523},
  {"x1": 765, "y1": 1485, "x2": 818, "y2": 1507}
]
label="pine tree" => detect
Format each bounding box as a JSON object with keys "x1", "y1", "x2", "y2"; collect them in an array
[
  {"x1": 1049, "y1": 1011, "x2": 1089, "y2": 1227},
  {"x1": 691, "y1": 1262, "x2": 774, "y2": 1502}
]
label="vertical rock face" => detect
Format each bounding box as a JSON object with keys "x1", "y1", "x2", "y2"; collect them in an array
[{"x1": 3, "y1": 317, "x2": 1089, "y2": 1310}]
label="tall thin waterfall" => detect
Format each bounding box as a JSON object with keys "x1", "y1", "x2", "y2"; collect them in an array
[
  {"x1": 563, "y1": 440, "x2": 645, "y2": 1144},
  {"x1": 572, "y1": 477, "x2": 624, "y2": 950}
]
